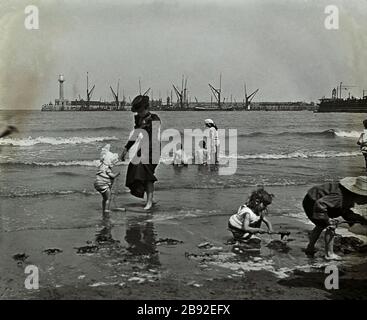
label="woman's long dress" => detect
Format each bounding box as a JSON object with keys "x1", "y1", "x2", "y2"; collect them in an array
[{"x1": 124, "y1": 112, "x2": 161, "y2": 198}]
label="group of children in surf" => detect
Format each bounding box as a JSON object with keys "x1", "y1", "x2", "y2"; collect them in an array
[
  {"x1": 172, "y1": 118, "x2": 219, "y2": 166},
  {"x1": 93, "y1": 96, "x2": 367, "y2": 261}
]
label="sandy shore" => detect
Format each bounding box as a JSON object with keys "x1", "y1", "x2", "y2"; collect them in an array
[{"x1": 1, "y1": 185, "x2": 367, "y2": 300}]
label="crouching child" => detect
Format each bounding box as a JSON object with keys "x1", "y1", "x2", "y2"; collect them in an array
[{"x1": 228, "y1": 187, "x2": 274, "y2": 241}]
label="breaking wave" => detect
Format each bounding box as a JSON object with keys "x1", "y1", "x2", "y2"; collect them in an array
[
  {"x1": 238, "y1": 129, "x2": 360, "y2": 138},
  {"x1": 0, "y1": 136, "x2": 118, "y2": 146},
  {"x1": 227, "y1": 150, "x2": 360, "y2": 160},
  {"x1": 34, "y1": 126, "x2": 123, "y2": 133},
  {"x1": 0, "y1": 160, "x2": 100, "y2": 167},
  {"x1": 0, "y1": 150, "x2": 360, "y2": 168},
  {"x1": 332, "y1": 130, "x2": 361, "y2": 138},
  {"x1": 0, "y1": 160, "x2": 127, "y2": 167}
]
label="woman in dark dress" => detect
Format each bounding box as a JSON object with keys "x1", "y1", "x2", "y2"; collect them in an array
[{"x1": 120, "y1": 95, "x2": 161, "y2": 210}]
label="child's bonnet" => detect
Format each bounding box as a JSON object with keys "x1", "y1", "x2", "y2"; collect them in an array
[{"x1": 100, "y1": 144, "x2": 119, "y2": 167}]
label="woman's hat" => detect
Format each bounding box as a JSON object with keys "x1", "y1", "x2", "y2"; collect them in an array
[
  {"x1": 340, "y1": 176, "x2": 367, "y2": 196},
  {"x1": 131, "y1": 95, "x2": 149, "y2": 112},
  {"x1": 204, "y1": 119, "x2": 214, "y2": 125}
]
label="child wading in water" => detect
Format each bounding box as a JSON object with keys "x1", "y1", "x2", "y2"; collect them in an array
[
  {"x1": 195, "y1": 140, "x2": 208, "y2": 165},
  {"x1": 94, "y1": 144, "x2": 120, "y2": 218},
  {"x1": 173, "y1": 143, "x2": 189, "y2": 166},
  {"x1": 303, "y1": 176, "x2": 367, "y2": 260},
  {"x1": 357, "y1": 119, "x2": 367, "y2": 173},
  {"x1": 228, "y1": 188, "x2": 274, "y2": 240}
]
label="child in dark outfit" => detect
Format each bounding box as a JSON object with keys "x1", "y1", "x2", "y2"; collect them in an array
[{"x1": 303, "y1": 176, "x2": 367, "y2": 260}]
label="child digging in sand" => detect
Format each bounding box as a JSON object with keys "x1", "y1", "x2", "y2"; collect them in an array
[
  {"x1": 303, "y1": 176, "x2": 367, "y2": 260},
  {"x1": 94, "y1": 144, "x2": 120, "y2": 218},
  {"x1": 228, "y1": 187, "x2": 274, "y2": 241}
]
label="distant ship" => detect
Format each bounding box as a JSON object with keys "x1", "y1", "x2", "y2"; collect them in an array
[
  {"x1": 193, "y1": 75, "x2": 257, "y2": 111},
  {"x1": 194, "y1": 105, "x2": 233, "y2": 111},
  {"x1": 317, "y1": 83, "x2": 367, "y2": 113}
]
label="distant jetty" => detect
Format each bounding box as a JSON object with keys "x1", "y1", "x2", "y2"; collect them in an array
[{"x1": 41, "y1": 74, "x2": 315, "y2": 112}]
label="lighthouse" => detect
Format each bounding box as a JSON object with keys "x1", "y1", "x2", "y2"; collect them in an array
[{"x1": 55, "y1": 74, "x2": 69, "y2": 110}]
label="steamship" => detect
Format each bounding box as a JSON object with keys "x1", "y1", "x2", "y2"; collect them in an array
[{"x1": 317, "y1": 84, "x2": 367, "y2": 113}]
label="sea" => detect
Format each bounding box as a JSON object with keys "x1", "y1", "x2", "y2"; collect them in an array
[
  {"x1": 1, "y1": 110, "x2": 367, "y2": 297},
  {"x1": 0, "y1": 110, "x2": 365, "y2": 228}
]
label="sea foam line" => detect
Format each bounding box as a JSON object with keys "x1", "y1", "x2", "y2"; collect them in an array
[
  {"x1": 237, "y1": 129, "x2": 360, "y2": 138},
  {"x1": 0, "y1": 150, "x2": 360, "y2": 168},
  {"x1": 0, "y1": 136, "x2": 119, "y2": 146},
  {"x1": 225, "y1": 150, "x2": 361, "y2": 160}
]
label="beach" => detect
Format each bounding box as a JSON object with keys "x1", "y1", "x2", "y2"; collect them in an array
[{"x1": 1, "y1": 110, "x2": 367, "y2": 299}]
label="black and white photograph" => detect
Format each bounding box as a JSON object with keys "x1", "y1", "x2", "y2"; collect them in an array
[{"x1": 1, "y1": 0, "x2": 367, "y2": 304}]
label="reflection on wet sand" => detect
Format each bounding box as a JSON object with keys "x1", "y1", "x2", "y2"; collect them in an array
[
  {"x1": 94, "y1": 215, "x2": 160, "y2": 266},
  {"x1": 95, "y1": 217, "x2": 117, "y2": 244},
  {"x1": 125, "y1": 216, "x2": 160, "y2": 266}
]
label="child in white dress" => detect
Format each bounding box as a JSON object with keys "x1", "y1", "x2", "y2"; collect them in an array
[{"x1": 94, "y1": 144, "x2": 120, "y2": 218}]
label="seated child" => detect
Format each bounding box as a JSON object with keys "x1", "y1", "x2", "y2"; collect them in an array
[
  {"x1": 228, "y1": 187, "x2": 274, "y2": 241},
  {"x1": 94, "y1": 144, "x2": 120, "y2": 218},
  {"x1": 303, "y1": 176, "x2": 367, "y2": 260},
  {"x1": 173, "y1": 143, "x2": 189, "y2": 166},
  {"x1": 357, "y1": 119, "x2": 367, "y2": 172},
  {"x1": 195, "y1": 140, "x2": 208, "y2": 165}
]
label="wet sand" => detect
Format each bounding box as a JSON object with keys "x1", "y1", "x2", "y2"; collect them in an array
[{"x1": 1, "y1": 185, "x2": 367, "y2": 300}]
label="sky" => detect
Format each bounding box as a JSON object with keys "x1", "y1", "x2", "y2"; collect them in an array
[{"x1": 0, "y1": 0, "x2": 367, "y2": 109}]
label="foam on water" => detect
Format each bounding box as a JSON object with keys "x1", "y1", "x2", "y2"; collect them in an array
[
  {"x1": 208, "y1": 252, "x2": 336, "y2": 279},
  {"x1": 237, "y1": 129, "x2": 359, "y2": 139},
  {"x1": 333, "y1": 130, "x2": 361, "y2": 138},
  {"x1": 0, "y1": 136, "x2": 118, "y2": 146},
  {"x1": 226, "y1": 150, "x2": 360, "y2": 160},
  {"x1": 0, "y1": 160, "x2": 129, "y2": 167}
]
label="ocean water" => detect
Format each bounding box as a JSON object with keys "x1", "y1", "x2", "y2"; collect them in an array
[
  {"x1": 0, "y1": 110, "x2": 365, "y2": 231},
  {"x1": 2, "y1": 110, "x2": 367, "y2": 297}
]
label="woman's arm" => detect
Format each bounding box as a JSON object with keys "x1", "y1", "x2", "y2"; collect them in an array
[{"x1": 121, "y1": 128, "x2": 138, "y2": 160}]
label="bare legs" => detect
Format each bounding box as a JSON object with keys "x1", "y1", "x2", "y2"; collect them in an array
[
  {"x1": 144, "y1": 181, "x2": 154, "y2": 210},
  {"x1": 305, "y1": 225, "x2": 341, "y2": 260},
  {"x1": 324, "y1": 226, "x2": 341, "y2": 260},
  {"x1": 102, "y1": 189, "x2": 111, "y2": 218}
]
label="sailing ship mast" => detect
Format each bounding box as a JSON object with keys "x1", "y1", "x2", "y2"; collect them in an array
[
  {"x1": 110, "y1": 79, "x2": 120, "y2": 109},
  {"x1": 208, "y1": 74, "x2": 222, "y2": 108},
  {"x1": 173, "y1": 75, "x2": 188, "y2": 109},
  {"x1": 244, "y1": 82, "x2": 259, "y2": 110},
  {"x1": 86, "y1": 72, "x2": 95, "y2": 110}
]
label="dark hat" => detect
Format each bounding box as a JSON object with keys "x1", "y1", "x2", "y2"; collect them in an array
[{"x1": 131, "y1": 95, "x2": 149, "y2": 112}]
